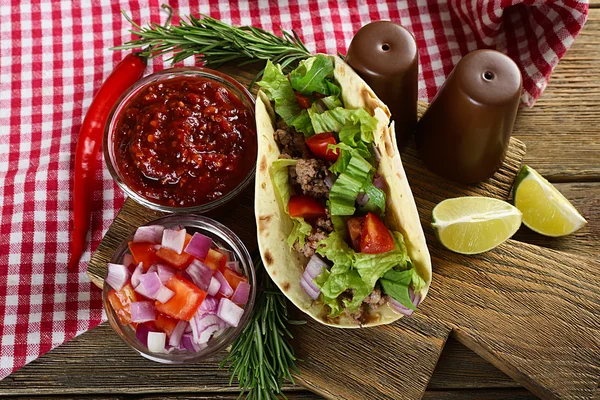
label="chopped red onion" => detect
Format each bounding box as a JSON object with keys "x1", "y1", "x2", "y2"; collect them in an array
[
  {"x1": 217, "y1": 298, "x2": 244, "y2": 327},
  {"x1": 155, "y1": 285, "x2": 175, "y2": 304},
  {"x1": 161, "y1": 228, "x2": 187, "y2": 254},
  {"x1": 213, "y1": 326, "x2": 227, "y2": 338},
  {"x1": 217, "y1": 248, "x2": 235, "y2": 261},
  {"x1": 184, "y1": 232, "x2": 213, "y2": 259},
  {"x1": 130, "y1": 301, "x2": 156, "y2": 323},
  {"x1": 135, "y1": 323, "x2": 155, "y2": 348},
  {"x1": 133, "y1": 225, "x2": 164, "y2": 244},
  {"x1": 181, "y1": 333, "x2": 205, "y2": 352},
  {"x1": 198, "y1": 325, "x2": 221, "y2": 344},
  {"x1": 214, "y1": 270, "x2": 233, "y2": 297},
  {"x1": 106, "y1": 263, "x2": 130, "y2": 291},
  {"x1": 305, "y1": 254, "x2": 328, "y2": 280},
  {"x1": 207, "y1": 277, "x2": 221, "y2": 297},
  {"x1": 186, "y1": 259, "x2": 213, "y2": 292},
  {"x1": 198, "y1": 296, "x2": 219, "y2": 315},
  {"x1": 135, "y1": 272, "x2": 162, "y2": 299},
  {"x1": 356, "y1": 192, "x2": 369, "y2": 206},
  {"x1": 302, "y1": 274, "x2": 320, "y2": 293},
  {"x1": 226, "y1": 261, "x2": 241, "y2": 274},
  {"x1": 169, "y1": 320, "x2": 188, "y2": 347},
  {"x1": 300, "y1": 276, "x2": 320, "y2": 300},
  {"x1": 184, "y1": 323, "x2": 193, "y2": 333},
  {"x1": 231, "y1": 282, "x2": 250, "y2": 305},
  {"x1": 147, "y1": 264, "x2": 158, "y2": 275},
  {"x1": 157, "y1": 264, "x2": 176, "y2": 285},
  {"x1": 147, "y1": 331, "x2": 166, "y2": 353},
  {"x1": 130, "y1": 262, "x2": 144, "y2": 288},
  {"x1": 190, "y1": 314, "x2": 223, "y2": 343},
  {"x1": 122, "y1": 254, "x2": 134, "y2": 267},
  {"x1": 373, "y1": 174, "x2": 386, "y2": 191},
  {"x1": 324, "y1": 173, "x2": 337, "y2": 189},
  {"x1": 370, "y1": 143, "x2": 382, "y2": 163}
]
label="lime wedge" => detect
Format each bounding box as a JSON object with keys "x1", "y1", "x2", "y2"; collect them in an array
[
  {"x1": 432, "y1": 197, "x2": 522, "y2": 254},
  {"x1": 513, "y1": 165, "x2": 586, "y2": 237}
]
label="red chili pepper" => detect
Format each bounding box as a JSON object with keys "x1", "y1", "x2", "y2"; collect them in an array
[{"x1": 68, "y1": 53, "x2": 146, "y2": 271}]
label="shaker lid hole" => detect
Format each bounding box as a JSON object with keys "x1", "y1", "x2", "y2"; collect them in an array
[
  {"x1": 381, "y1": 43, "x2": 390, "y2": 51},
  {"x1": 483, "y1": 71, "x2": 495, "y2": 81}
]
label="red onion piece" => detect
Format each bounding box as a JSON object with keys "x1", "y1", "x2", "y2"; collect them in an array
[
  {"x1": 122, "y1": 254, "x2": 134, "y2": 267},
  {"x1": 231, "y1": 282, "x2": 250, "y2": 305},
  {"x1": 106, "y1": 263, "x2": 130, "y2": 291},
  {"x1": 147, "y1": 264, "x2": 158, "y2": 275},
  {"x1": 130, "y1": 301, "x2": 156, "y2": 323},
  {"x1": 198, "y1": 325, "x2": 221, "y2": 344},
  {"x1": 373, "y1": 174, "x2": 386, "y2": 191},
  {"x1": 217, "y1": 248, "x2": 235, "y2": 261},
  {"x1": 133, "y1": 225, "x2": 164, "y2": 244},
  {"x1": 300, "y1": 276, "x2": 320, "y2": 300},
  {"x1": 190, "y1": 314, "x2": 223, "y2": 343},
  {"x1": 181, "y1": 333, "x2": 205, "y2": 352},
  {"x1": 207, "y1": 277, "x2": 221, "y2": 297},
  {"x1": 370, "y1": 143, "x2": 382, "y2": 163},
  {"x1": 198, "y1": 295, "x2": 219, "y2": 315},
  {"x1": 302, "y1": 273, "x2": 320, "y2": 293},
  {"x1": 147, "y1": 331, "x2": 166, "y2": 353},
  {"x1": 130, "y1": 262, "x2": 144, "y2": 288},
  {"x1": 161, "y1": 228, "x2": 186, "y2": 254},
  {"x1": 305, "y1": 254, "x2": 328, "y2": 280},
  {"x1": 155, "y1": 285, "x2": 175, "y2": 304},
  {"x1": 169, "y1": 320, "x2": 188, "y2": 347},
  {"x1": 157, "y1": 264, "x2": 176, "y2": 285},
  {"x1": 186, "y1": 259, "x2": 213, "y2": 292},
  {"x1": 324, "y1": 173, "x2": 337, "y2": 189},
  {"x1": 184, "y1": 232, "x2": 213, "y2": 259},
  {"x1": 136, "y1": 272, "x2": 162, "y2": 299},
  {"x1": 356, "y1": 192, "x2": 369, "y2": 206},
  {"x1": 389, "y1": 287, "x2": 421, "y2": 316},
  {"x1": 135, "y1": 323, "x2": 155, "y2": 348},
  {"x1": 214, "y1": 270, "x2": 233, "y2": 297},
  {"x1": 226, "y1": 261, "x2": 241, "y2": 274},
  {"x1": 217, "y1": 298, "x2": 244, "y2": 327}
]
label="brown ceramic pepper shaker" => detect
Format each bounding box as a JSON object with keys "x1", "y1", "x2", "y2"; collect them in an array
[
  {"x1": 345, "y1": 21, "x2": 419, "y2": 149},
  {"x1": 415, "y1": 49, "x2": 522, "y2": 184}
]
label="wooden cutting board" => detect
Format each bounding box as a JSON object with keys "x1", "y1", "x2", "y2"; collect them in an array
[{"x1": 87, "y1": 66, "x2": 600, "y2": 400}]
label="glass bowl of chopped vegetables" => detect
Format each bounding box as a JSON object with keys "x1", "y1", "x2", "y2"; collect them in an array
[{"x1": 102, "y1": 214, "x2": 256, "y2": 363}]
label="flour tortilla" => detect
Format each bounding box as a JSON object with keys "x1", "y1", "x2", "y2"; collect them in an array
[{"x1": 254, "y1": 55, "x2": 431, "y2": 328}]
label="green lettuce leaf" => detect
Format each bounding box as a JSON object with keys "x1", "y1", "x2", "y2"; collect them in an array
[
  {"x1": 358, "y1": 182, "x2": 386, "y2": 215},
  {"x1": 411, "y1": 265, "x2": 427, "y2": 293},
  {"x1": 270, "y1": 158, "x2": 312, "y2": 248},
  {"x1": 328, "y1": 152, "x2": 374, "y2": 216},
  {"x1": 315, "y1": 231, "x2": 354, "y2": 271},
  {"x1": 258, "y1": 60, "x2": 314, "y2": 135},
  {"x1": 308, "y1": 107, "x2": 378, "y2": 144},
  {"x1": 289, "y1": 55, "x2": 335, "y2": 96},
  {"x1": 379, "y1": 268, "x2": 415, "y2": 311},
  {"x1": 354, "y1": 232, "x2": 410, "y2": 288}
]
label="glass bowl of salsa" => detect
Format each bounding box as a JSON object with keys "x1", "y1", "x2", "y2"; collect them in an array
[
  {"x1": 104, "y1": 67, "x2": 257, "y2": 213},
  {"x1": 102, "y1": 214, "x2": 256, "y2": 364}
]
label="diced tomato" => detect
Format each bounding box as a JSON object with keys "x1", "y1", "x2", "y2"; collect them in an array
[
  {"x1": 154, "y1": 313, "x2": 179, "y2": 338},
  {"x1": 288, "y1": 195, "x2": 326, "y2": 219},
  {"x1": 128, "y1": 242, "x2": 159, "y2": 271},
  {"x1": 107, "y1": 282, "x2": 138, "y2": 325},
  {"x1": 294, "y1": 91, "x2": 311, "y2": 109},
  {"x1": 360, "y1": 212, "x2": 394, "y2": 254},
  {"x1": 305, "y1": 132, "x2": 339, "y2": 161},
  {"x1": 346, "y1": 217, "x2": 365, "y2": 252},
  {"x1": 155, "y1": 234, "x2": 193, "y2": 270},
  {"x1": 222, "y1": 267, "x2": 249, "y2": 291},
  {"x1": 204, "y1": 248, "x2": 227, "y2": 272},
  {"x1": 312, "y1": 91, "x2": 326, "y2": 99},
  {"x1": 155, "y1": 275, "x2": 206, "y2": 321}
]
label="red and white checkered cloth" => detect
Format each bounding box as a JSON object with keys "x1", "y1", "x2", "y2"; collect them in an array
[{"x1": 0, "y1": 0, "x2": 588, "y2": 380}]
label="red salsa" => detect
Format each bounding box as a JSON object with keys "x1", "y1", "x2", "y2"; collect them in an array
[{"x1": 114, "y1": 76, "x2": 256, "y2": 207}]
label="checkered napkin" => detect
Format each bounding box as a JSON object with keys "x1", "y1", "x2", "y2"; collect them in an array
[{"x1": 0, "y1": 0, "x2": 587, "y2": 380}]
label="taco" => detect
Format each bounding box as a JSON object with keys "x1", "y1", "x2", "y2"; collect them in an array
[{"x1": 254, "y1": 55, "x2": 431, "y2": 327}]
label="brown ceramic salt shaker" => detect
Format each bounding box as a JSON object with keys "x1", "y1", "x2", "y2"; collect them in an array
[
  {"x1": 345, "y1": 21, "x2": 419, "y2": 148},
  {"x1": 415, "y1": 49, "x2": 522, "y2": 184}
]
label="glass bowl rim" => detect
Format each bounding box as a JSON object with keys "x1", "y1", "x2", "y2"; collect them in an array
[{"x1": 103, "y1": 66, "x2": 257, "y2": 214}]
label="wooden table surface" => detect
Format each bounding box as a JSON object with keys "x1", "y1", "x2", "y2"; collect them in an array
[{"x1": 2, "y1": 4, "x2": 599, "y2": 399}]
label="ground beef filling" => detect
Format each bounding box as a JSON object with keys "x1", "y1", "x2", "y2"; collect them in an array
[
  {"x1": 293, "y1": 210, "x2": 334, "y2": 258},
  {"x1": 290, "y1": 158, "x2": 330, "y2": 199}
]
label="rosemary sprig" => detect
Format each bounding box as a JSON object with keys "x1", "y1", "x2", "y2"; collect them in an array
[
  {"x1": 219, "y1": 256, "x2": 303, "y2": 399},
  {"x1": 114, "y1": 4, "x2": 311, "y2": 72}
]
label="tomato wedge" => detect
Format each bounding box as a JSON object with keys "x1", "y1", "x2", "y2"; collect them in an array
[
  {"x1": 128, "y1": 242, "x2": 159, "y2": 271},
  {"x1": 154, "y1": 313, "x2": 179, "y2": 338},
  {"x1": 155, "y1": 275, "x2": 206, "y2": 321},
  {"x1": 346, "y1": 217, "x2": 365, "y2": 252},
  {"x1": 288, "y1": 195, "x2": 326, "y2": 219},
  {"x1": 294, "y1": 91, "x2": 311, "y2": 109},
  {"x1": 155, "y1": 233, "x2": 193, "y2": 270},
  {"x1": 360, "y1": 212, "x2": 394, "y2": 254},
  {"x1": 107, "y1": 282, "x2": 138, "y2": 325},
  {"x1": 223, "y1": 267, "x2": 249, "y2": 291},
  {"x1": 305, "y1": 132, "x2": 339, "y2": 161},
  {"x1": 204, "y1": 248, "x2": 228, "y2": 272}
]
